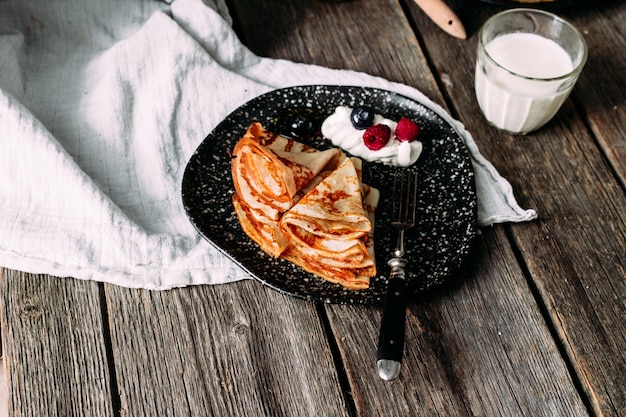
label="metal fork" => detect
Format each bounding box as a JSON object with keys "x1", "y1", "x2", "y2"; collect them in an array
[{"x1": 377, "y1": 168, "x2": 418, "y2": 381}]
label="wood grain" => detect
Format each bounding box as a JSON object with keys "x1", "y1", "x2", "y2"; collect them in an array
[
  {"x1": 412, "y1": 1, "x2": 626, "y2": 415},
  {"x1": 0, "y1": 270, "x2": 114, "y2": 417},
  {"x1": 230, "y1": 0, "x2": 444, "y2": 104},
  {"x1": 327, "y1": 228, "x2": 589, "y2": 416},
  {"x1": 103, "y1": 280, "x2": 351, "y2": 417},
  {"x1": 570, "y1": 1, "x2": 626, "y2": 186}
]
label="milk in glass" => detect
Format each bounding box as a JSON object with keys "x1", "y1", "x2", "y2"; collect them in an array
[
  {"x1": 474, "y1": 9, "x2": 587, "y2": 134},
  {"x1": 476, "y1": 33, "x2": 573, "y2": 133}
]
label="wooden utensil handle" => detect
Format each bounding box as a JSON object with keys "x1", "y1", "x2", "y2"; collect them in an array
[{"x1": 413, "y1": 0, "x2": 467, "y2": 39}]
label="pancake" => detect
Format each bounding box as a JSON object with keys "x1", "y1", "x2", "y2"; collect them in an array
[
  {"x1": 231, "y1": 122, "x2": 342, "y2": 220},
  {"x1": 231, "y1": 123, "x2": 379, "y2": 290},
  {"x1": 281, "y1": 160, "x2": 379, "y2": 289}
]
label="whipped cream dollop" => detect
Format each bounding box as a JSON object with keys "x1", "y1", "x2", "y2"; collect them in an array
[{"x1": 321, "y1": 106, "x2": 423, "y2": 167}]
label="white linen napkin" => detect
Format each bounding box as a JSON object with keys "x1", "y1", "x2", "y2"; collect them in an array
[{"x1": 0, "y1": 0, "x2": 537, "y2": 290}]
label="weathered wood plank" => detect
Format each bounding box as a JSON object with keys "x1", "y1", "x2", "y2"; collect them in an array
[
  {"x1": 104, "y1": 279, "x2": 351, "y2": 417},
  {"x1": 230, "y1": 0, "x2": 444, "y2": 104},
  {"x1": 571, "y1": 1, "x2": 626, "y2": 186},
  {"x1": 231, "y1": 0, "x2": 594, "y2": 415},
  {"x1": 413, "y1": 1, "x2": 626, "y2": 415},
  {"x1": 0, "y1": 269, "x2": 114, "y2": 417},
  {"x1": 327, "y1": 227, "x2": 589, "y2": 416}
]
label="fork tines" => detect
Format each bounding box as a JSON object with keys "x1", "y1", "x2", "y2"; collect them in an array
[{"x1": 391, "y1": 168, "x2": 418, "y2": 229}]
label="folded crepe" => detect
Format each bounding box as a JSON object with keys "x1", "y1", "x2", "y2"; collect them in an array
[
  {"x1": 281, "y1": 157, "x2": 379, "y2": 289},
  {"x1": 231, "y1": 123, "x2": 378, "y2": 289},
  {"x1": 231, "y1": 122, "x2": 342, "y2": 220},
  {"x1": 232, "y1": 193, "x2": 289, "y2": 258}
]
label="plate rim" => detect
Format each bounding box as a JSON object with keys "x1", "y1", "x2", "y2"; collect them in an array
[{"x1": 181, "y1": 84, "x2": 478, "y2": 305}]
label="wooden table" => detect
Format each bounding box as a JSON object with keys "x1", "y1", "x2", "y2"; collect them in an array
[{"x1": 1, "y1": 0, "x2": 625, "y2": 416}]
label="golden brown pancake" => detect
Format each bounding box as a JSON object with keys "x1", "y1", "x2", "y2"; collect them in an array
[
  {"x1": 281, "y1": 160, "x2": 379, "y2": 289},
  {"x1": 231, "y1": 123, "x2": 378, "y2": 289},
  {"x1": 231, "y1": 122, "x2": 342, "y2": 220}
]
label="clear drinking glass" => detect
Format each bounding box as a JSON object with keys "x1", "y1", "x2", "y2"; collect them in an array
[{"x1": 474, "y1": 9, "x2": 588, "y2": 135}]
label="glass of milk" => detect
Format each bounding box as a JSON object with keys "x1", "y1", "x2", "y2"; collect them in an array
[{"x1": 474, "y1": 9, "x2": 587, "y2": 135}]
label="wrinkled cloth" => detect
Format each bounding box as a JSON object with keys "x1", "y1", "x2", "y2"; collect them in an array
[{"x1": 0, "y1": 0, "x2": 537, "y2": 290}]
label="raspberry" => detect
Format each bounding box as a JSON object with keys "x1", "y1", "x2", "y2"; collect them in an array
[
  {"x1": 395, "y1": 117, "x2": 421, "y2": 142},
  {"x1": 362, "y1": 124, "x2": 391, "y2": 150}
]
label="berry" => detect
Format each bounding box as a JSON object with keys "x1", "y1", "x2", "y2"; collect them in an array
[
  {"x1": 350, "y1": 106, "x2": 375, "y2": 129},
  {"x1": 287, "y1": 114, "x2": 315, "y2": 138},
  {"x1": 362, "y1": 124, "x2": 391, "y2": 150},
  {"x1": 395, "y1": 117, "x2": 421, "y2": 142}
]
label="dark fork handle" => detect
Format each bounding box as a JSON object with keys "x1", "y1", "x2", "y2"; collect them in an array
[{"x1": 377, "y1": 273, "x2": 408, "y2": 380}]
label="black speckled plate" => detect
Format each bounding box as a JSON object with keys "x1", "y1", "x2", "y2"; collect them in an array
[{"x1": 182, "y1": 85, "x2": 476, "y2": 305}]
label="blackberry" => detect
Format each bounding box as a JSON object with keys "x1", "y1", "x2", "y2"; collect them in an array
[{"x1": 287, "y1": 114, "x2": 315, "y2": 138}]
